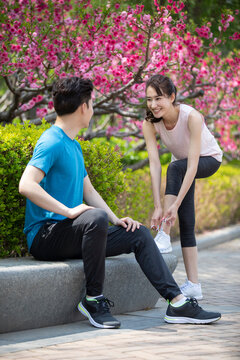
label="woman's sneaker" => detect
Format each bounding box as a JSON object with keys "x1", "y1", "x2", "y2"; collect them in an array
[
  {"x1": 78, "y1": 295, "x2": 121, "y2": 329},
  {"x1": 154, "y1": 229, "x2": 172, "y2": 253},
  {"x1": 164, "y1": 298, "x2": 221, "y2": 324},
  {"x1": 180, "y1": 280, "x2": 203, "y2": 300}
]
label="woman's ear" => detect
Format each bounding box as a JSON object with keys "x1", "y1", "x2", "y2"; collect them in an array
[{"x1": 170, "y1": 92, "x2": 176, "y2": 104}]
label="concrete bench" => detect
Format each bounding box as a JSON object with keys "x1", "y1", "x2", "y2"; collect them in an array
[{"x1": 0, "y1": 254, "x2": 178, "y2": 333}]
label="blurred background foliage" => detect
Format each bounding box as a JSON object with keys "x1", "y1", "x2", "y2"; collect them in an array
[{"x1": 91, "y1": 0, "x2": 240, "y2": 53}]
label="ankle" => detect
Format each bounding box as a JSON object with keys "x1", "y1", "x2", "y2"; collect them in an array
[
  {"x1": 171, "y1": 294, "x2": 184, "y2": 304},
  {"x1": 188, "y1": 279, "x2": 199, "y2": 285}
]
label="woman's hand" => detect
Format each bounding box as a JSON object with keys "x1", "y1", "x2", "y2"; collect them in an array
[
  {"x1": 115, "y1": 217, "x2": 142, "y2": 232},
  {"x1": 151, "y1": 207, "x2": 163, "y2": 230},
  {"x1": 164, "y1": 203, "x2": 178, "y2": 226}
]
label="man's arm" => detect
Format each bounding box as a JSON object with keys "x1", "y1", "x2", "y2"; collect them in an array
[
  {"x1": 19, "y1": 165, "x2": 93, "y2": 219},
  {"x1": 83, "y1": 176, "x2": 141, "y2": 232}
]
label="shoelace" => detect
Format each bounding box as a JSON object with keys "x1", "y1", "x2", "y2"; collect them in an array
[
  {"x1": 97, "y1": 297, "x2": 115, "y2": 314},
  {"x1": 188, "y1": 298, "x2": 202, "y2": 310}
]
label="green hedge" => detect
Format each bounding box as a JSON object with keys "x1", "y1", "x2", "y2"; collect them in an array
[
  {"x1": 1, "y1": 123, "x2": 239, "y2": 257},
  {"x1": 0, "y1": 123, "x2": 126, "y2": 257}
]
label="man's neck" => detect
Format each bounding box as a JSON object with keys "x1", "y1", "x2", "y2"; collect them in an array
[{"x1": 54, "y1": 116, "x2": 83, "y2": 140}]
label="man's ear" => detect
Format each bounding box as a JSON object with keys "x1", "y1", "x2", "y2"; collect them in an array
[{"x1": 79, "y1": 102, "x2": 87, "y2": 114}]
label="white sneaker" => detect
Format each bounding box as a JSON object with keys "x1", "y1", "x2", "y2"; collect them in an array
[
  {"x1": 154, "y1": 229, "x2": 172, "y2": 254},
  {"x1": 180, "y1": 279, "x2": 203, "y2": 300}
]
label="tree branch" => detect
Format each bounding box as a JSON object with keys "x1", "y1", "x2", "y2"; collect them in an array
[{"x1": 177, "y1": 89, "x2": 204, "y2": 102}]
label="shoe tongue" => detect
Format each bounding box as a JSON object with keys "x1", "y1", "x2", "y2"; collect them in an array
[{"x1": 94, "y1": 295, "x2": 105, "y2": 300}]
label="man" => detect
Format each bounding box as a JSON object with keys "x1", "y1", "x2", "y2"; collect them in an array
[{"x1": 19, "y1": 77, "x2": 221, "y2": 329}]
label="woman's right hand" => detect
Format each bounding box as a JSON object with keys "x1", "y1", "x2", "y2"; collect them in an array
[
  {"x1": 151, "y1": 207, "x2": 163, "y2": 230},
  {"x1": 67, "y1": 204, "x2": 95, "y2": 219}
]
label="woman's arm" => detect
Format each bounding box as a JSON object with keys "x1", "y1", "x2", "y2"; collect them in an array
[
  {"x1": 142, "y1": 120, "x2": 163, "y2": 229},
  {"x1": 165, "y1": 110, "x2": 203, "y2": 224}
]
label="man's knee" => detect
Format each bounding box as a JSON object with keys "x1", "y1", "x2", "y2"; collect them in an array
[
  {"x1": 132, "y1": 225, "x2": 153, "y2": 247},
  {"x1": 89, "y1": 208, "x2": 109, "y2": 230}
]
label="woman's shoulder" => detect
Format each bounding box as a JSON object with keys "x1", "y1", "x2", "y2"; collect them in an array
[
  {"x1": 180, "y1": 103, "x2": 195, "y2": 114},
  {"x1": 143, "y1": 119, "x2": 156, "y2": 130},
  {"x1": 180, "y1": 104, "x2": 203, "y2": 121}
]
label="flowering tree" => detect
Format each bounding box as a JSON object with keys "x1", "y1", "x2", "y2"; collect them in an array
[{"x1": 0, "y1": 0, "x2": 239, "y2": 166}]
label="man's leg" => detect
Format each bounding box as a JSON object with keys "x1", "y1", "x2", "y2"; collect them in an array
[
  {"x1": 106, "y1": 225, "x2": 182, "y2": 302},
  {"x1": 106, "y1": 225, "x2": 221, "y2": 324},
  {"x1": 30, "y1": 208, "x2": 121, "y2": 328},
  {"x1": 30, "y1": 208, "x2": 108, "y2": 296}
]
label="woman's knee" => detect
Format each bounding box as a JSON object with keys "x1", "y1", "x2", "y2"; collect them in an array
[
  {"x1": 167, "y1": 160, "x2": 186, "y2": 178},
  {"x1": 166, "y1": 161, "x2": 185, "y2": 195}
]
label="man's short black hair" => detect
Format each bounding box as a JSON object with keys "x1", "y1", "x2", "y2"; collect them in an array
[{"x1": 52, "y1": 77, "x2": 93, "y2": 116}]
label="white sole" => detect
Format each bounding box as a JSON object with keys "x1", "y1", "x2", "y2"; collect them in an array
[
  {"x1": 164, "y1": 315, "x2": 221, "y2": 324},
  {"x1": 78, "y1": 302, "x2": 120, "y2": 329},
  {"x1": 180, "y1": 294, "x2": 203, "y2": 300}
]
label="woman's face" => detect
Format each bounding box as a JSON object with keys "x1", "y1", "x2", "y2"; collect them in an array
[{"x1": 146, "y1": 86, "x2": 173, "y2": 119}]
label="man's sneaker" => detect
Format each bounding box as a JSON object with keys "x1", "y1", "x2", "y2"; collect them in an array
[
  {"x1": 154, "y1": 229, "x2": 172, "y2": 253},
  {"x1": 78, "y1": 295, "x2": 121, "y2": 329},
  {"x1": 164, "y1": 298, "x2": 221, "y2": 324},
  {"x1": 180, "y1": 279, "x2": 203, "y2": 300}
]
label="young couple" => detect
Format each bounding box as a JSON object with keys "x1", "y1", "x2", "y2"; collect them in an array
[{"x1": 19, "y1": 76, "x2": 221, "y2": 329}]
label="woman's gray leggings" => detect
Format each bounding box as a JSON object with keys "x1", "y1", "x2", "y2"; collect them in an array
[{"x1": 165, "y1": 156, "x2": 221, "y2": 247}]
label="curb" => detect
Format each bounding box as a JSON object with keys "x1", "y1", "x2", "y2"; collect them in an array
[{"x1": 172, "y1": 223, "x2": 240, "y2": 258}]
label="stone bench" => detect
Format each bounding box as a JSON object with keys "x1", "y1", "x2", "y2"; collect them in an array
[{"x1": 0, "y1": 254, "x2": 178, "y2": 333}]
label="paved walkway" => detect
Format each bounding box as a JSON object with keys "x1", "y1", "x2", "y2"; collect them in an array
[{"x1": 0, "y1": 238, "x2": 240, "y2": 360}]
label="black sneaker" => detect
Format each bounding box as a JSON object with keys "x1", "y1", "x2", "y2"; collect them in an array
[
  {"x1": 164, "y1": 298, "x2": 221, "y2": 324},
  {"x1": 78, "y1": 295, "x2": 121, "y2": 329}
]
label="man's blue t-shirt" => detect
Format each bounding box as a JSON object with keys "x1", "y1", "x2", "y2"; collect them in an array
[{"x1": 24, "y1": 125, "x2": 87, "y2": 250}]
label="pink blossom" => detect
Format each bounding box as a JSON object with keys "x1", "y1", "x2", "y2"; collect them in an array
[{"x1": 36, "y1": 95, "x2": 43, "y2": 102}]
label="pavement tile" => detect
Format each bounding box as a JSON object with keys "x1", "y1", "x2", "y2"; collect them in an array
[{"x1": 0, "y1": 237, "x2": 239, "y2": 360}]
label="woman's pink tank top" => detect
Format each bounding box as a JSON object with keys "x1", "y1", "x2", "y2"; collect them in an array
[{"x1": 153, "y1": 104, "x2": 222, "y2": 162}]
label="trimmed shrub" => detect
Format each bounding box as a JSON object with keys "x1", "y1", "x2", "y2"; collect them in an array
[
  {"x1": 0, "y1": 123, "x2": 126, "y2": 258},
  {"x1": 1, "y1": 122, "x2": 239, "y2": 258}
]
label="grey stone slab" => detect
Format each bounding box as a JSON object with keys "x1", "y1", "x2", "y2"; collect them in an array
[{"x1": 0, "y1": 253, "x2": 177, "y2": 333}]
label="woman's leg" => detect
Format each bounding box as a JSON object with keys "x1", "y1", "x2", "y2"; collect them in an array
[
  {"x1": 30, "y1": 208, "x2": 109, "y2": 296},
  {"x1": 164, "y1": 157, "x2": 221, "y2": 282}
]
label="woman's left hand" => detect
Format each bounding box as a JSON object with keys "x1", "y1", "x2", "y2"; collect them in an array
[{"x1": 164, "y1": 203, "x2": 179, "y2": 226}]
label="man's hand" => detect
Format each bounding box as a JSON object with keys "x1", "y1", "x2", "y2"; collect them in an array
[
  {"x1": 151, "y1": 207, "x2": 163, "y2": 230},
  {"x1": 67, "y1": 204, "x2": 94, "y2": 219},
  {"x1": 115, "y1": 217, "x2": 142, "y2": 232}
]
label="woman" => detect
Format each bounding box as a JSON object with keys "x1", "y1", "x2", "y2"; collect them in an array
[{"x1": 142, "y1": 74, "x2": 222, "y2": 300}]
